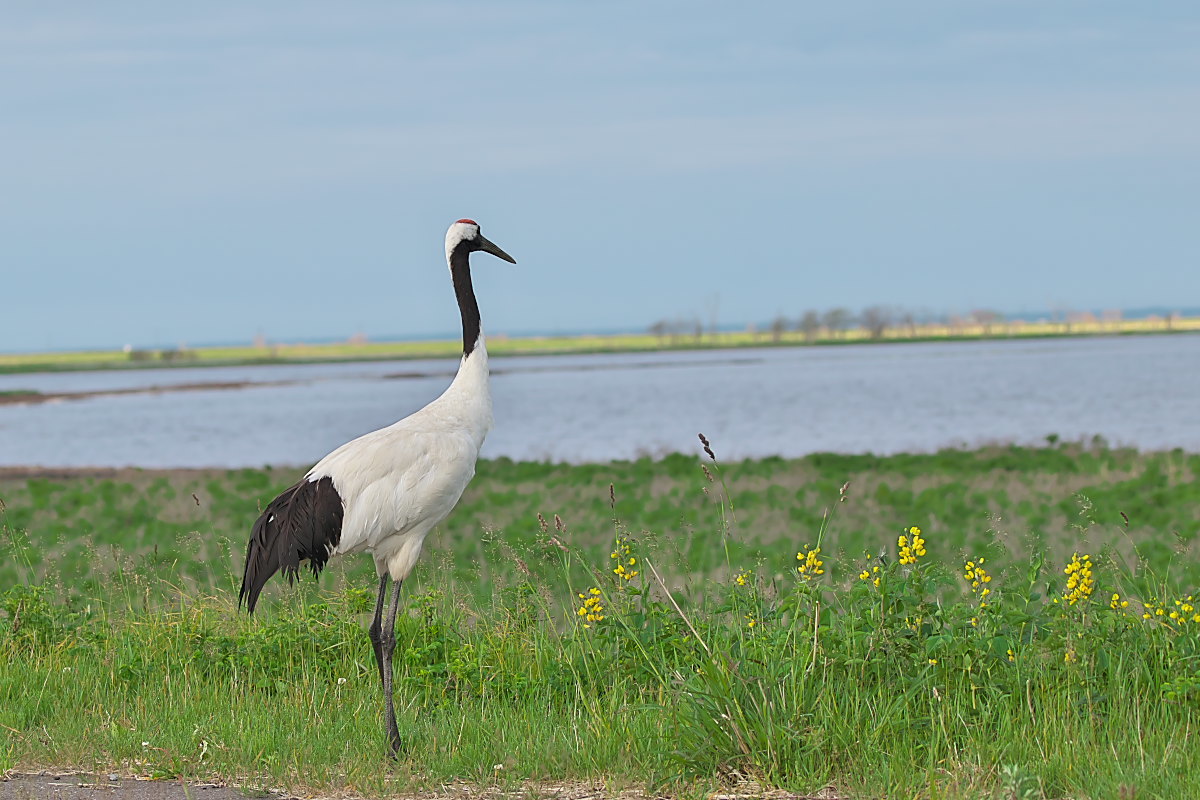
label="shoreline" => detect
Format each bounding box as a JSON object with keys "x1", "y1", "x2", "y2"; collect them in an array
[
  {"x1": 3, "y1": 323, "x2": 1198, "y2": 377},
  {"x1": 1, "y1": 439, "x2": 1192, "y2": 480},
  {"x1": 0, "y1": 355, "x2": 762, "y2": 406},
  {"x1": 0, "y1": 379, "x2": 294, "y2": 407}
]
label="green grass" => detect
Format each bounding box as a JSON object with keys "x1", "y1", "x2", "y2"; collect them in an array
[
  {"x1": 2, "y1": 443, "x2": 1200, "y2": 797},
  {"x1": 2, "y1": 442, "x2": 1198, "y2": 602}
]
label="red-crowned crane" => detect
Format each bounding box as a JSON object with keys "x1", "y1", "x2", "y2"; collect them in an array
[{"x1": 239, "y1": 219, "x2": 516, "y2": 756}]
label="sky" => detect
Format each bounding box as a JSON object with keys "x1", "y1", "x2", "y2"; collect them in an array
[{"x1": 2, "y1": 2, "x2": 1199, "y2": 352}]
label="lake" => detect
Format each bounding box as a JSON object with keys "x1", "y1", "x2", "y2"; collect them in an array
[{"x1": 1, "y1": 335, "x2": 1197, "y2": 468}]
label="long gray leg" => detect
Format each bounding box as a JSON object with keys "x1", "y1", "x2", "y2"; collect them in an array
[
  {"x1": 367, "y1": 575, "x2": 389, "y2": 685},
  {"x1": 380, "y1": 579, "x2": 404, "y2": 756}
]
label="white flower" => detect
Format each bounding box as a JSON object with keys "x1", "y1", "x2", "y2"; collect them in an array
[
  {"x1": 337, "y1": 677, "x2": 347, "y2": 685},
  {"x1": 141, "y1": 741, "x2": 150, "y2": 748}
]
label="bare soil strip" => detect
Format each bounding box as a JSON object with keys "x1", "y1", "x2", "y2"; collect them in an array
[
  {"x1": 0, "y1": 774, "x2": 831, "y2": 800},
  {"x1": 0, "y1": 381, "x2": 298, "y2": 407}
]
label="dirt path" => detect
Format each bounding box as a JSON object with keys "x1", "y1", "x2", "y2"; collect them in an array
[
  {"x1": 0, "y1": 773, "x2": 831, "y2": 800},
  {"x1": 0, "y1": 773, "x2": 291, "y2": 800}
]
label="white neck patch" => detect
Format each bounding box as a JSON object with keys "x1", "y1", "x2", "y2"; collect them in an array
[{"x1": 445, "y1": 221, "x2": 480, "y2": 264}]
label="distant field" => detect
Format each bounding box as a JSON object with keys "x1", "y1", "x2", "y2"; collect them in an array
[
  {"x1": 3, "y1": 444, "x2": 1199, "y2": 797},
  {"x1": 3, "y1": 315, "x2": 1199, "y2": 374}
]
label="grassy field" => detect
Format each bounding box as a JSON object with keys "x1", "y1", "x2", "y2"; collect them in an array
[
  {"x1": 3, "y1": 316, "x2": 1199, "y2": 375},
  {"x1": 2, "y1": 442, "x2": 1200, "y2": 798}
]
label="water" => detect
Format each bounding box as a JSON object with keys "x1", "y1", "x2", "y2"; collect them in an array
[{"x1": 1, "y1": 335, "x2": 1197, "y2": 467}]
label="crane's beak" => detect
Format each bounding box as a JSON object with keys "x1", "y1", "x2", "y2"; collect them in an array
[{"x1": 478, "y1": 235, "x2": 517, "y2": 264}]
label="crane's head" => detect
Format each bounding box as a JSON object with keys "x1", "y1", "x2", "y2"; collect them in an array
[{"x1": 445, "y1": 219, "x2": 517, "y2": 266}]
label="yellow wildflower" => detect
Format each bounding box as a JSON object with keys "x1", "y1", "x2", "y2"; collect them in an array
[
  {"x1": 1140, "y1": 596, "x2": 1200, "y2": 628},
  {"x1": 1109, "y1": 593, "x2": 1129, "y2": 610},
  {"x1": 610, "y1": 537, "x2": 639, "y2": 581},
  {"x1": 1061, "y1": 552, "x2": 1095, "y2": 606},
  {"x1": 858, "y1": 564, "x2": 881, "y2": 586},
  {"x1": 613, "y1": 563, "x2": 639, "y2": 581},
  {"x1": 735, "y1": 570, "x2": 751, "y2": 587},
  {"x1": 1142, "y1": 598, "x2": 1157, "y2": 620},
  {"x1": 963, "y1": 557, "x2": 993, "y2": 608},
  {"x1": 575, "y1": 587, "x2": 605, "y2": 627},
  {"x1": 898, "y1": 526, "x2": 926, "y2": 565},
  {"x1": 796, "y1": 545, "x2": 825, "y2": 581}
]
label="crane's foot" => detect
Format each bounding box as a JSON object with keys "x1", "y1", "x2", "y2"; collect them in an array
[{"x1": 388, "y1": 731, "x2": 403, "y2": 760}]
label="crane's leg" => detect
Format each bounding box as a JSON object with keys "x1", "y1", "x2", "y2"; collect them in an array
[
  {"x1": 380, "y1": 579, "x2": 404, "y2": 756},
  {"x1": 367, "y1": 575, "x2": 390, "y2": 685}
]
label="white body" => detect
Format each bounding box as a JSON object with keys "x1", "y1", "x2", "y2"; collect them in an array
[{"x1": 306, "y1": 340, "x2": 491, "y2": 581}]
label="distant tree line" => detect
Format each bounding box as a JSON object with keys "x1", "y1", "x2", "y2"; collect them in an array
[
  {"x1": 128, "y1": 347, "x2": 198, "y2": 363},
  {"x1": 761, "y1": 307, "x2": 1014, "y2": 342},
  {"x1": 645, "y1": 307, "x2": 1139, "y2": 344},
  {"x1": 645, "y1": 318, "x2": 709, "y2": 344}
]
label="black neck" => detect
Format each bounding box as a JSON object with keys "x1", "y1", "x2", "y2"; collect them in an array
[{"x1": 449, "y1": 244, "x2": 482, "y2": 357}]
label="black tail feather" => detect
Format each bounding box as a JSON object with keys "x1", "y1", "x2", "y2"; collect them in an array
[{"x1": 240, "y1": 476, "x2": 345, "y2": 613}]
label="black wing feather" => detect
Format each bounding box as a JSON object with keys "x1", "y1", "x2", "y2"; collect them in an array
[{"x1": 239, "y1": 476, "x2": 345, "y2": 613}]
